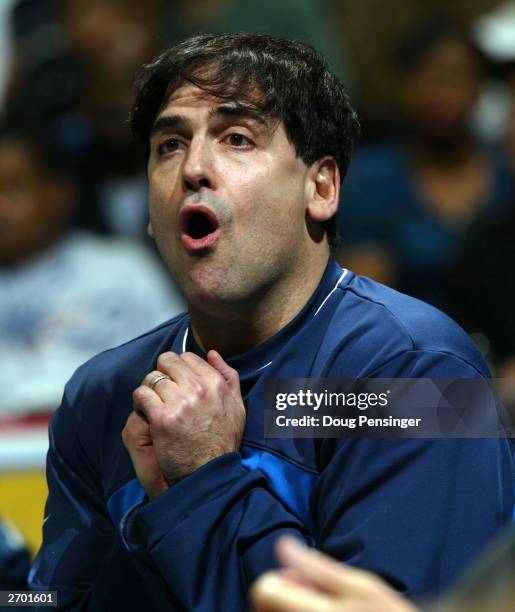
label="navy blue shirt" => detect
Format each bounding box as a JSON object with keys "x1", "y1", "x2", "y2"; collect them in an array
[{"x1": 30, "y1": 258, "x2": 515, "y2": 610}]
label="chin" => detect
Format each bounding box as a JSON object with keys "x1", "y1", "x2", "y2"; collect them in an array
[
  {"x1": 180, "y1": 267, "x2": 233, "y2": 304},
  {"x1": 171, "y1": 255, "x2": 265, "y2": 310}
]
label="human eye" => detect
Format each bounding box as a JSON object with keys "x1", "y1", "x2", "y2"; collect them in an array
[
  {"x1": 156, "y1": 137, "x2": 184, "y2": 156},
  {"x1": 223, "y1": 133, "x2": 254, "y2": 148}
]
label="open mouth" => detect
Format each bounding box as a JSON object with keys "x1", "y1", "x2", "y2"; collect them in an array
[
  {"x1": 185, "y1": 211, "x2": 217, "y2": 238},
  {"x1": 180, "y1": 205, "x2": 221, "y2": 249}
]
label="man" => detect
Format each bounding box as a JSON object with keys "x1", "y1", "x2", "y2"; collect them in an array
[{"x1": 30, "y1": 33, "x2": 514, "y2": 610}]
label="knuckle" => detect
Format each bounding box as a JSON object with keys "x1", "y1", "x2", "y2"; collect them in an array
[
  {"x1": 161, "y1": 410, "x2": 177, "y2": 429},
  {"x1": 213, "y1": 374, "x2": 226, "y2": 394},
  {"x1": 177, "y1": 396, "x2": 191, "y2": 412},
  {"x1": 193, "y1": 382, "x2": 206, "y2": 399},
  {"x1": 225, "y1": 362, "x2": 237, "y2": 376},
  {"x1": 132, "y1": 386, "x2": 146, "y2": 402},
  {"x1": 121, "y1": 422, "x2": 134, "y2": 445},
  {"x1": 181, "y1": 352, "x2": 201, "y2": 370},
  {"x1": 157, "y1": 352, "x2": 177, "y2": 370},
  {"x1": 157, "y1": 354, "x2": 170, "y2": 371}
]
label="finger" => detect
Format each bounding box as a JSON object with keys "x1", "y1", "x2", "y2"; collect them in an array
[
  {"x1": 275, "y1": 536, "x2": 385, "y2": 597},
  {"x1": 122, "y1": 411, "x2": 169, "y2": 499},
  {"x1": 180, "y1": 351, "x2": 239, "y2": 396},
  {"x1": 180, "y1": 351, "x2": 218, "y2": 377},
  {"x1": 122, "y1": 410, "x2": 150, "y2": 447},
  {"x1": 251, "y1": 571, "x2": 334, "y2": 612},
  {"x1": 142, "y1": 370, "x2": 179, "y2": 402},
  {"x1": 276, "y1": 566, "x2": 317, "y2": 589},
  {"x1": 133, "y1": 383, "x2": 166, "y2": 423},
  {"x1": 128, "y1": 409, "x2": 149, "y2": 431},
  {"x1": 207, "y1": 350, "x2": 240, "y2": 390},
  {"x1": 156, "y1": 352, "x2": 196, "y2": 388}
]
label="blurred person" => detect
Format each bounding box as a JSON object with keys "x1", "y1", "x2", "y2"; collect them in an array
[
  {"x1": 336, "y1": 20, "x2": 514, "y2": 312},
  {"x1": 60, "y1": 0, "x2": 163, "y2": 237},
  {"x1": 3, "y1": 0, "x2": 59, "y2": 104},
  {"x1": 251, "y1": 533, "x2": 515, "y2": 612},
  {"x1": 28, "y1": 33, "x2": 514, "y2": 611},
  {"x1": 337, "y1": 0, "x2": 501, "y2": 134},
  {"x1": 445, "y1": 60, "x2": 515, "y2": 374},
  {"x1": 60, "y1": 0, "x2": 160, "y2": 172},
  {"x1": 447, "y1": 202, "x2": 515, "y2": 372},
  {"x1": 0, "y1": 125, "x2": 184, "y2": 415},
  {"x1": 5, "y1": 0, "x2": 163, "y2": 239}
]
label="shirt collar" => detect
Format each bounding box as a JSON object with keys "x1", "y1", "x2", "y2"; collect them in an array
[{"x1": 184, "y1": 257, "x2": 347, "y2": 380}]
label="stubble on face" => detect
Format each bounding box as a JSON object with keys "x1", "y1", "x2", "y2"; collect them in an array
[
  {"x1": 148, "y1": 84, "x2": 336, "y2": 351},
  {"x1": 147, "y1": 83, "x2": 326, "y2": 335}
]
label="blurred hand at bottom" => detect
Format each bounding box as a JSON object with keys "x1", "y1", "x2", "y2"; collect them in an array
[{"x1": 250, "y1": 536, "x2": 419, "y2": 612}]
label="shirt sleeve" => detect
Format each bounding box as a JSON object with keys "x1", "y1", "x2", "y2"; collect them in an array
[
  {"x1": 113, "y1": 350, "x2": 513, "y2": 607},
  {"x1": 312, "y1": 350, "x2": 514, "y2": 597},
  {"x1": 28, "y1": 392, "x2": 163, "y2": 611},
  {"x1": 29, "y1": 382, "x2": 312, "y2": 611},
  {"x1": 122, "y1": 452, "x2": 312, "y2": 611},
  {"x1": 30, "y1": 350, "x2": 514, "y2": 610}
]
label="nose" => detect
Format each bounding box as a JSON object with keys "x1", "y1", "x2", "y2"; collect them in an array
[{"x1": 182, "y1": 138, "x2": 216, "y2": 193}]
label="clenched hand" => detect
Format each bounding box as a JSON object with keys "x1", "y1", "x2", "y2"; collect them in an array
[{"x1": 122, "y1": 350, "x2": 246, "y2": 498}]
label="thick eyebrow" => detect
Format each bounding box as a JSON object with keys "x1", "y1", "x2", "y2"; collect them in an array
[
  {"x1": 207, "y1": 104, "x2": 268, "y2": 126},
  {"x1": 150, "y1": 104, "x2": 268, "y2": 139},
  {"x1": 150, "y1": 115, "x2": 189, "y2": 138}
]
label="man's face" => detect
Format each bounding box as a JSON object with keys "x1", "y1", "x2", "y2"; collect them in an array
[{"x1": 147, "y1": 83, "x2": 314, "y2": 310}]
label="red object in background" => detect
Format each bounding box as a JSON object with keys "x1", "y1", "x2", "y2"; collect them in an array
[{"x1": 0, "y1": 411, "x2": 52, "y2": 432}]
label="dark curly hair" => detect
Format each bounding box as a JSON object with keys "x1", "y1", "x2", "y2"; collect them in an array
[{"x1": 131, "y1": 32, "x2": 360, "y2": 248}]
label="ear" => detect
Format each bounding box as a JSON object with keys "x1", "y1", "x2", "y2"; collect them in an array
[{"x1": 305, "y1": 156, "x2": 340, "y2": 223}]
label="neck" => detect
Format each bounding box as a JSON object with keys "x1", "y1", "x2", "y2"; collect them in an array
[{"x1": 188, "y1": 250, "x2": 330, "y2": 356}]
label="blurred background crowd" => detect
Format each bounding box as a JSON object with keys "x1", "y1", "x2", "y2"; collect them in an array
[
  {"x1": 1, "y1": 0, "x2": 515, "y2": 416},
  {"x1": 0, "y1": 0, "x2": 514, "y2": 588}
]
